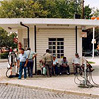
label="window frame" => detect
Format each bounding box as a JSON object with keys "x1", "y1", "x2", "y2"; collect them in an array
[{"x1": 48, "y1": 38, "x2": 64, "y2": 58}]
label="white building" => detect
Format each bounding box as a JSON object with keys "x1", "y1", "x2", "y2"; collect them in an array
[{"x1": 0, "y1": 18, "x2": 98, "y2": 73}]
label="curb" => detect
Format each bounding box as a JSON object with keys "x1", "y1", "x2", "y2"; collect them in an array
[
  {"x1": 0, "y1": 82, "x2": 99, "y2": 98},
  {"x1": 0, "y1": 59, "x2": 7, "y2": 62}
]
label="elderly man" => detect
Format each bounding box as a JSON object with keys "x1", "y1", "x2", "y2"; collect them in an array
[
  {"x1": 25, "y1": 48, "x2": 37, "y2": 77},
  {"x1": 72, "y1": 53, "x2": 82, "y2": 75},
  {"x1": 43, "y1": 49, "x2": 53, "y2": 77},
  {"x1": 17, "y1": 48, "x2": 28, "y2": 79}
]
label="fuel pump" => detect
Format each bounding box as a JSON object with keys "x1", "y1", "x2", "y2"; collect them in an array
[{"x1": 6, "y1": 51, "x2": 19, "y2": 78}]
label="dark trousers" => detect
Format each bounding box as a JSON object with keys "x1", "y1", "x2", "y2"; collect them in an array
[
  {"x1": 27, "y1": 60, "x2": 34, "y2": 77},
  {"x1": 74, "y1": 65, "x2": 81, "y2": 74},
  {"x1": 19, "y1": 62, "x2": 27, "y2": 79},
  {"x1": 60, "y1": 66, "x2": 70, "y2": 74},
  {"x1": 52, "y1": 65, "x2": 58, "y2": 75},
  {"x1": 45, "y1": 64, "x2": 52, "y2": 77}
]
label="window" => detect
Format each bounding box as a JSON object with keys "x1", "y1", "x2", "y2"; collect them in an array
[{"x1": 48, "y1": 38, "x2": 64, "y2": 58}]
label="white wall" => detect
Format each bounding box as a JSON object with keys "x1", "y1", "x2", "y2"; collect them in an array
[
  {"x1": 18, "y1": 27, "x2": 82, "y2": 73},
  {"x1": 36, "y1": 28, "x2": 82, "y2": 72},
  {"x1": 18, "y1": 27, "x2": 34, "y2": 51}
]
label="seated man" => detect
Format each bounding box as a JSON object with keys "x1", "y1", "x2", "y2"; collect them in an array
[
  {"x1": 60, "y1": 57, "x2": 70, "y2": 75},
  {"x1": 81, "y1": 54, "x2": 94, "y2": 72},
  {"x1": 52, "y1": 55, "x2": 59, "y2": 75},
  {"x1": 72, "y1": 53, "x2": 82, "y2": 75}
]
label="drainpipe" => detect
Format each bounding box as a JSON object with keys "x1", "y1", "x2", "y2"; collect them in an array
[
  {"x1": 75, "y1": 26, "x2": 78, "y2": 53},
  {"x1": 20, "y1": 22, "x2": 30, "y2": 48},
  {"x1": 34, "y1": 25, "x2": 37, "y2": 74}
]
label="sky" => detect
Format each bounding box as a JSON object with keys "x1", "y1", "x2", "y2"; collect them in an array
[{"x1": 84, "y1": 0, "x2": 99, "y2": 9}]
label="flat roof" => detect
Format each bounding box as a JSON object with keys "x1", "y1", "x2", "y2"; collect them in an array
[{"x1": 0, "y1": 18, "x2": 99, "y2": 32}]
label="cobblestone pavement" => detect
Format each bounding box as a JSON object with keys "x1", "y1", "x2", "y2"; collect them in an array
[{"x1": 0, "y1": 84, "x2": 98, "y2": 99}]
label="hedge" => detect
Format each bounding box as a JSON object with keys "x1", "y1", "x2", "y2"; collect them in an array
[{"x1": 0, "y1": 53, "x2": 9, "y2": 59}]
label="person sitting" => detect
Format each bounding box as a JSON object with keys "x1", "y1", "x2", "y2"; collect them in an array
[
  {"x1": 60, "y1": 57, "x2": 70, "y2": 75},
  {"x1": 72, "y1": 53, "x2": 82, "y2": 75},
  {"x1": 52, "y1": 55, "x2": 59, "y2": 75},
  {"x1": 81, "y1": 54, "x2": 94, "y2": 72}
]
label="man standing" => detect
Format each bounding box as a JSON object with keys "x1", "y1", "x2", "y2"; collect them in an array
[
  {"x1": 43, "y1": 49, "x2": 53, "y2": 77},
  {"x1": 25, "y1": 48, "x2": 37, "y2": 77},
  {"x1": 17, "y1": 48, "x2": 28, "y2": 79}
]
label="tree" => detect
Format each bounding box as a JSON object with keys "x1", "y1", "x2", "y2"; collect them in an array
[
  {"x1": 0, "y1": 27, "x2": 17, "y2": 48},
  {"x1": 93, "y1": 8, "x2": 99, "y2": 17},
  {"x1": 0, "y1": 27, "x2": 8, "y2": 47},
  {"x1": 7, "y1": 33, "x2": 17, "y2": 48},
  {"x1": 84, "y1": 5, "x2": 92, "y2": 19},
  {"x1": 0, "y1": 0, "x2": 92, "y2": 19},
  {"x1": 0, "y1": 0, "x2": 48, "y2": 18}
]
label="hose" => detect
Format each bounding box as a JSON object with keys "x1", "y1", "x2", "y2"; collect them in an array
[
  {"x1": 6, "y1": 68, "x2": 10, "y2": 78},
  {"x1": 74, "y1": 69, "x2": 99, "y2": 88},
  {"x1": 89, "y1": 72, "x2": 99, "y2": 87}
]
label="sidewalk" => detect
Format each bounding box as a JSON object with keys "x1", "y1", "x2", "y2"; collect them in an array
[
  {"x1": 0, "y1": 59, "x2": 7, "y2": 62},
  {"x1": 1, "y1": 74, "x2": 99, "y2": 97},
  {"x1": 0, "y1": 58, "x2": 99, "y2": 97}
]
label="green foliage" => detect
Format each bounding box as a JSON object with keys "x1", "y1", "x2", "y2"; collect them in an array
[
  {"x1": 0, "y1": 0, "x2": 92, "y2": 19},
  {"x1": 93, "y1": 9, "x2": 99, "y2": 17},
  {"x1": 84, "y1": 5, "x2": 92, "y2": 19},
  {"x1": 0, "y1": 27, "x2": 9, "y2": 47},
  {"x1": 7, "y1": 33, "x2": 17, "y2": 48},
  {"x1": 0, "y1": 0, "x2": 48, "y2": 18},
  {"x1": 88, "y1": 61, "x2": 95, "y2": 64},
  {"x1": 0, "y1": 52, "x2": 9, "y2": 59},
  {"x1": 0, "y1": 27, "x2": 17, "y2": 48}
]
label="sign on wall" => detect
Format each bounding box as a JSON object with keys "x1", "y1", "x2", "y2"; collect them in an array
[{"x1": 81, "y1": 32, "x2": 87, "y2": 38}]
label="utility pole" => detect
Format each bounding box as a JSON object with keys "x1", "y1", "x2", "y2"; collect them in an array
[{"x1": 82, "y1": 0, "x2": 84, "y2": 19}]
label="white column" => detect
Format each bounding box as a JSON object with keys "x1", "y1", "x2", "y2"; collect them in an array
[{"x1": 92, "y1": 27, "x2": 95, "y2": 58}]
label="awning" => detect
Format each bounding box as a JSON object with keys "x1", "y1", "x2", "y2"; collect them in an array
[{"x1": 0, "y1": 18, "x2": 99, "y2": 32}]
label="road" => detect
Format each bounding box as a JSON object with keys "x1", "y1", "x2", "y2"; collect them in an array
[{"x1": 0, "y1": 84, "x2": 98, "y2": 99}]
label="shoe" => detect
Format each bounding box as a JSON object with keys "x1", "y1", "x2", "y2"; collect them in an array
[
  {"x1": 18, "y1": 77, "x2": 21, "y2": 79},
  {"x1": 67, "y1": 72, "x2": 70, "y2": 75}
]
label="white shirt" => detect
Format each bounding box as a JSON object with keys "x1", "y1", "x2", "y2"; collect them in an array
[
  {"x1": 72, "y1": 57, "x2": 80, "y2": 64},
  {"x1": 18, "y1": 53, "x2": 28, "y2": 62},
  {"x1": 25, "y1": 50, "x2": 36, "y2": 60},
  {"x1": 53, "y1": 59, "x2": 58, "y2": 65}
]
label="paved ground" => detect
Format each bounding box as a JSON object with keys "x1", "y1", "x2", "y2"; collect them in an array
[
  {"x1": 0, "y1": 62, "x2": 7, "y2": 81},
  {"x1": 0, "y1": 58, "x2": 99, "y2": 98},
  {"x1": 0, "y1": 84, "x2": 98, "y2": 99}
]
